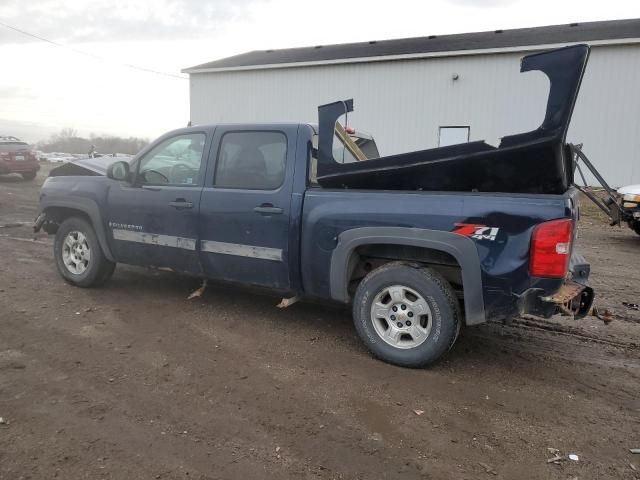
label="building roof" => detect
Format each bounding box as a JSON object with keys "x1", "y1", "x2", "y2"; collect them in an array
[{"x1": 183, "y1": 18, "x2": 640, "y2": 73}]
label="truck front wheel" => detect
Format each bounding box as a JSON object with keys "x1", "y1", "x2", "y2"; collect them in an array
[
  {"x1": 352, "y1": 262, "x2": 461, "y2": 368},
  {"x1": 631, "y1": 220, "x2": 640, "y2": 236},
  {"x1": 53, "y1": 217, "x2": 115, "y2": 287}
]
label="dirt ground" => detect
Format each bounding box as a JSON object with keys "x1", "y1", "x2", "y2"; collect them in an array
[{"x1": 1, "y1": 165, "x2": 639, "y2": 480}]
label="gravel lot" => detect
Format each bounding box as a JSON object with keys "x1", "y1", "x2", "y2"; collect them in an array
[{"x1": 1, "y1": 165, "x2": 639, "y2": 479}]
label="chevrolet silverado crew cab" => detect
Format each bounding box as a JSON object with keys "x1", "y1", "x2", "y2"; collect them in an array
[{"x1": 35, "y1": 45, "x2": 595, "y2": 367}]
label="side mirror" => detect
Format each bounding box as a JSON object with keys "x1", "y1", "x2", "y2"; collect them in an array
[{"x1": 106, "y1": 160, "x2": 130, "y2": 181}]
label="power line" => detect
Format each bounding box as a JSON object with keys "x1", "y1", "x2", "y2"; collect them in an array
[{"x1": 0, "y1": 19, "x2": 188, "y2": 80}]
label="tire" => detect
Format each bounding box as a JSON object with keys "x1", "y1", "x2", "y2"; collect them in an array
[
  {"x1": 54, "y1": 217, "x2": 115, "y2": 287},
  {"x1": 631, "y1": 220, "x2": 640, "y2": 236},
  {"x1": 21, "y1": 171, "x2": 37, "y2": 181},
  {"x1": 352, "y1": 262, "x2": 461, "y2": 368}
]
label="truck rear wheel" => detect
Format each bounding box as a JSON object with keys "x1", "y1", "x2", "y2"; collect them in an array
[
  {"x1": 21, "y1": 171, "x2": 37, "y2": 181},
  {"x1": 352, "y1": 262, "x2": 461, "y2": 368},
  {"x1": 54, "y1": 217, "x2": 115, "y2": 287}
]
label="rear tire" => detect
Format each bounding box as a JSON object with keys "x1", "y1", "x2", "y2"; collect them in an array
[
  {"x1": 21, "y1": 171, "x2": 37, "y2": 181},
  {"x1": 352, "y1": 262, "x2": 461, "y2": 368},
  {"x1": 54, "y1": 217, "x2": 115, "y2": 287}
]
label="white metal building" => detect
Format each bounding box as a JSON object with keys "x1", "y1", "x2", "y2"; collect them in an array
[{"x1": 183, "y1": 19, "x2": 640, "y2": 187}]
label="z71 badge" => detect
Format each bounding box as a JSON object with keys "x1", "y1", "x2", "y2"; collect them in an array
[{"x1": 453, "y1": 223, "x2": 500, "y2": 241}]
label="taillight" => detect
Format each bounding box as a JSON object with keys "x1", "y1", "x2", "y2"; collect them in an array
[{"x1": 529, "y1": 218, "x2": 573, "y2": 278}]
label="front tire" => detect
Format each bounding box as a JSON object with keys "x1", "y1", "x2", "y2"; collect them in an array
[
  {"x1": 352, "y1": 262, "x2": 461, "y2": 368},
  {"x1": 631, "y1": 220, "x2": 640, "y2": 236},
  {"x1": 54, "y1": 217, "x2": 115, "y2": 287}
]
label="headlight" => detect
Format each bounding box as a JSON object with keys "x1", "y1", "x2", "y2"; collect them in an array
[{"x1": 622, "y1": 193, "x2": 640, "y2": 203}]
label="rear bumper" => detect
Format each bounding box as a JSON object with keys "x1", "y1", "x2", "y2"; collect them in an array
[
  {"x1": 540, "y1": 281, "x2": 594, "y2": 318},
  {"x1": 517, "y1": 281, "x2": 594, "y2": 319},
  {"x1": 517, "y1": 253, "x2": 594, "y2": 319},
  {"x1": 0, "y1": 161, "x2": 40, "y2": 174}
]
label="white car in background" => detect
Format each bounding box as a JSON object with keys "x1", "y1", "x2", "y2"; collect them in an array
[
  {"x1": 618, "y1": 184, "x2": 640, "y2": 235},
  {"x1": 44, "y1": 152, "x2": 76, "y2": 163}
]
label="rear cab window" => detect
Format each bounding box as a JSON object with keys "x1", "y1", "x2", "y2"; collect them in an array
[
  {"x1": 0, "y1": 136, "x2": 30, "y2": 153},
  {"x1": 309, "y1": 127, "x2": 380, "y2": 185}
]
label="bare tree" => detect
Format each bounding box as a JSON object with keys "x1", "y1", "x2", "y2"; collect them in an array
[
  {"x1": 37, "y1": 129, "x2": 149, "y2": 156},
  {"x1": 58, "y1": 127, "x2": 78, "y2": 139}
]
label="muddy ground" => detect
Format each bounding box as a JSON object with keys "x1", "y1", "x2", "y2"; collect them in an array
[{"x1": 0, "y1": 165, "x2": 638, "y2": 479}]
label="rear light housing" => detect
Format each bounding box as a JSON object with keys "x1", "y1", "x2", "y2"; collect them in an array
[{"x1": 529, "y1": 218, "x2": 573, "y2": 278}]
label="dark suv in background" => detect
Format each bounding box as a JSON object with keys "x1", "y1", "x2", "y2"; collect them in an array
[{"x1": 0, "y1": 136, "x2": 40, "y2": 180}]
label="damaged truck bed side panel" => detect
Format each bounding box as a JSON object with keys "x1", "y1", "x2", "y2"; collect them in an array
[{"x1": 316, "y1": 44, "x2": 590, "y2": 194}]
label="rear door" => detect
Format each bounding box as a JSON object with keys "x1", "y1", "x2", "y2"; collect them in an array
[
  {"x1": 106, "y1": 131, "x2": 209, "y2": 274},
  {"x1": 198, "y1": 126, "x2": 296, "y2": 291}
]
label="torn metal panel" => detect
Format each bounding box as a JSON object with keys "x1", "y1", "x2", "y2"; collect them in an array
[{"x1": 316, "y1": 44, "x2": 590, "y2": 194}]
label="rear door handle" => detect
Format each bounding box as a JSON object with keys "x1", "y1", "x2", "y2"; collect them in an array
[
  {"x1": 254, "y1": 204, "x2": 283, "y2": 215},
  {"x1": 169, "y1": 199, "x2": 194, "y2": 210}
]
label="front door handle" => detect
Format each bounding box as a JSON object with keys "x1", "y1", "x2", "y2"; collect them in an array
[
  {"x1": 169, "y1": 199, "x2": 194, "y2": 210},
  {"x1": 254, "y1": 204, "x2": 283, "y2": 215}
]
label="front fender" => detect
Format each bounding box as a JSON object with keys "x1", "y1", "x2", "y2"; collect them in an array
[{"x1": 39, "y1": 195, "x2": 115, "y2": 262}]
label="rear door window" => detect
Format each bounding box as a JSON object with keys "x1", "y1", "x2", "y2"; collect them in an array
[{"x1": 214, "y1": 131, "x2": 287, "y2": 190}]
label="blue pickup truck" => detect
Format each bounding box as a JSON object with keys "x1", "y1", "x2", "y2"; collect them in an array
[{"x1": 35, "y1": 45, "x2": 595, "y2": 367}]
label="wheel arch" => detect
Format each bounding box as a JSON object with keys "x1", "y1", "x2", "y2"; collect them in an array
[
  {"x1": 329, "y1": 227, "x2": 485, "y2": 325},
  {"x1": 41, "y1": 197, "x2": 115, "y2": 262}
]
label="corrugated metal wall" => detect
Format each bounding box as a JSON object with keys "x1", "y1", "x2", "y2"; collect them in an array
[{"x1": 189, "y1": 44, "x2": 640, "y2": 187}]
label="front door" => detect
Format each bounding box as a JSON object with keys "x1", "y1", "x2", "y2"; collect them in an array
[
  {"x1": 198, "y1": 127, "x2": 296, "y2": 291},
  {"x1": 106, "y1": 131, "x2": 209, "y2": 274}
]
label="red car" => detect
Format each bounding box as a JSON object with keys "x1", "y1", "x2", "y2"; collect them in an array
[{"x1": 0, "y1": 136, "x2": 40, "y2": 180}]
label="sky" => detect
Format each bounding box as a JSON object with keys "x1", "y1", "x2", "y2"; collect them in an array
[{"x1": 0, "y1": 0, "x2": 639, "y2": 143}]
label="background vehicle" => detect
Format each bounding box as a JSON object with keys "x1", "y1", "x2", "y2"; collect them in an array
[
  {"x1": 0, "y1": 136, "x2": 40, "y2": 180},
  {"x1": 617, "y1": 184, "x2": 640, "y2": 235}
]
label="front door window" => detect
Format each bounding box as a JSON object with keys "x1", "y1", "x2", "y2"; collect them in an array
[{"x1": 138, "y1": 133, "x2": 206, "y2": 186}]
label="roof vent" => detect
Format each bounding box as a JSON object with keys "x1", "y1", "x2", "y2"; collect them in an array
[
  {"x1": 314, "y1": 45, "x2": 322, "y2": 49},
  {"x1": 428, "y1": 35, "x2": 437, "y2": 39},
  {"x1": 494, "y1": 29, "x2": 503, "y2": 34},
  {"x1": 569, "y1": 22, "x2": 579, "y2": 27},
  {"x1": 368, "y1": 40, "x2": 377, "y2": 45},
  {"x1": 265, "y1": 49, "x2": 274, "y2": 52}
]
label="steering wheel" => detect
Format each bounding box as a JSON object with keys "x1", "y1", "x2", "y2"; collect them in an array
[
  {"x1": 170, "y1": 163, "x2": 196, "y2": 184},
  {"x1": 142, "y1": 169, "x2": 169, "y2": 184}
]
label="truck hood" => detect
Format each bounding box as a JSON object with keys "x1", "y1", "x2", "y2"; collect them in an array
[{"x1": 48, "y1": 156, "x2": 132, "y2": 177}]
